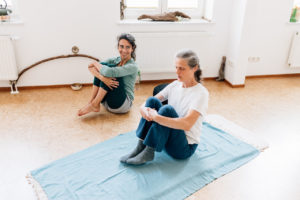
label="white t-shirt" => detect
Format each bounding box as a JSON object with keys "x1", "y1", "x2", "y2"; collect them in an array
[{"x1": 158, "y1": 80, "x2": 209, "y2": 144}]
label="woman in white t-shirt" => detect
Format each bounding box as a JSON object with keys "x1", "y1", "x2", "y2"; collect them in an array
[{"x1": 120, "y1": 49, "x2": 209, "y2": 165}]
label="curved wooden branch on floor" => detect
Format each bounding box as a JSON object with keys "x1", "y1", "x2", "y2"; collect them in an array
[{"x1": 16, "y1": 54, "x2": 100, "y2": 82}]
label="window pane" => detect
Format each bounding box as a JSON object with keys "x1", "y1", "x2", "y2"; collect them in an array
[
  {"x1": 126, "y1": 0, "x2": 159, "y2": 8},
  {"x1": 168, "y1": 0, "x2": 198, "y2": 9},
  {"x1": 1, "y1": 0, "x2": 12, "y2": 11},
  {"x1": 294, "y1": 0, "x2": 300, "y2": 6},
  {"x1": 0, "y1": 0, "x2": 12, "y2": 7}
]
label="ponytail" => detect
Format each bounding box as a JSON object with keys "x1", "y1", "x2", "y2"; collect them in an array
[{"x1": 194, "y1": 67, "x2": 202, "y2": 83}]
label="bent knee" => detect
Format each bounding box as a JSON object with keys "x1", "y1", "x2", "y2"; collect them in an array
[
  {"x1": 145, "y1": 97, "x2": 160, "y2": 105},
  {"x1": 158, "y1": 105, "x2": 178, "y2": 117}
]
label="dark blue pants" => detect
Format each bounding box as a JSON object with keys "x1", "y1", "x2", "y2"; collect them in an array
[
  {"x1": 92, "y1": 62, "x2": 127, "y2": 109},
  {"x1": 136, "y1": 97, "x2": 198, "y2": 159},
  {"x1": 93, "y1": 76, "x2": 127, "y2": 109}
]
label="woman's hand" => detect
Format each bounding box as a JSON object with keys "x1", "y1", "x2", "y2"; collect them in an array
[
  {"x1": 101, "y1": 76, "x2": 119, "y2": 90},
  {"x1": 148, "y1": 108, "x2": 158, "y2": 121},
  {"x1": 140, "y1": 107, "x2": 152, "y2": 121},
  {"x1": 140, "y1": 107, "x2": 158, "y2": 121}
]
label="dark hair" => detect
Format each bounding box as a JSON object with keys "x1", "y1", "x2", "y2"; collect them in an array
[
  {"x1": 117, "y1": 33, "x2": 137, "y2": 60},
  {"x1": 176, "y1": 49, "x2": 202, "y2": 83}
]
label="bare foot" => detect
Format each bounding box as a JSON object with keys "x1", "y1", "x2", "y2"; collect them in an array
[{"x1": 78, "y1": 103, "x2": 100, "y2": 116}]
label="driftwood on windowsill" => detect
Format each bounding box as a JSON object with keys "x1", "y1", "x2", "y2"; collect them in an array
[{"x1": 138, "y1": 11, "x2": 191, "y2": 22}]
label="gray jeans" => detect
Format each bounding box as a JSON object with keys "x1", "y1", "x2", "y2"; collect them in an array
[{"x1": 102, "y1": 95, "x2": 132, "y2": 114}]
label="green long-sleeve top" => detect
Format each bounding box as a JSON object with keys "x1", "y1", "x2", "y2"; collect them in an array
[{"x1": 100, "y1": 56, "x2": 138, "y2": 101}]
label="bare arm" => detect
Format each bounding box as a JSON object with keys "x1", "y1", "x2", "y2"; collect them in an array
[
  {"x1": 140, "y1": 93, "x2": 201, "y2": 131},
  {"x1": 148, "y1": 109, "x2": 200, "y2": 131}
]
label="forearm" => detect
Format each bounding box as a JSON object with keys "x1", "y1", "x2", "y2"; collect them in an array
[
  {"x1": 154, "y1": 115, "x2": 191, "y2": 131},
  {"x1": 95, "y1": 72, "x2": 104, "y2": 81},
  {"x1": 90, "y1": 67, "x2": 104, "y2": 81}
]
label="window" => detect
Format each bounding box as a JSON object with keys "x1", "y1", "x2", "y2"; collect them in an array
[
  {"x1": 293, "y1": 0, "x2": 300, "y2": 6},
  {"x1": 0, "y1": 0, "x2": 21, "y2": 23},
  {"x1": 122, "y1": 0, "x2": 214, "y2": 21},
  {"x1": 0, "y1": 0, "x2": 12, "y2": 10},
  {"x1": 290, "y1": 0, "x2": 300, "y2": 22}
]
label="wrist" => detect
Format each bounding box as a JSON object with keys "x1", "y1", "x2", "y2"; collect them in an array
[
  {"x1": 97, "y1": 63, "x2": 102, "y2": 70},
  {"x1": 153, "y1": 113, "x2": 159, "y2": 121}
]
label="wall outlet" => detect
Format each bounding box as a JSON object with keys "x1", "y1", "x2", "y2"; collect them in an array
[{"x1": 227, "y1": 59, "x2": 234, "y2": 67}]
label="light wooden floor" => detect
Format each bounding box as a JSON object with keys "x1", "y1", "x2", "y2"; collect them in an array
[{"x1": 0, "y1": 77, "x2": 300, "y2": 200}]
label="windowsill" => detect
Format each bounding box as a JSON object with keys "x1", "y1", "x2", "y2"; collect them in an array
[
  {"x1": 118, "y1": 18, "x2": 215, "y2": 25},
  {"x1": 287, "y1": 22, "x2": 300, "y2": 25},
  {"x1": 0, "y1": 18, "x2": 23, "y2": 25}
]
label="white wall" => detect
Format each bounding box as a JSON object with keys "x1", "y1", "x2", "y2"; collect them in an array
[
  {"x1": 227, "y1": 0, "x2": 300, "y2": 85},
  {"x1": 225, "y1": 0, "x2": 248, "y2": 85},
  {"x1": 0, "y1": 0, "x2": 300, "y2": 87},
  {"x1": 243, "y1": 0, "x2": 300, "y2": 76},
  {"x1": 0, "y1": 0, "x2": 232, "y2": 87}
]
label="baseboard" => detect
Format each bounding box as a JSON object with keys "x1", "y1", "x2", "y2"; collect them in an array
[
  {"x1": 224, "y1": 80, "x2": 245, "y2": 88},
  {"x1": 246, "y1": 73, "x2": 300, "y2": 78},
  {"x1": 0, "y1": 73, "x2": 299, "y2": 91},
  {"x1": 223, "y1": 73, "x2": 300, "y2": 88},
  {"x1": 0, "y1": 83, "x2": 93, "y2": 91}
]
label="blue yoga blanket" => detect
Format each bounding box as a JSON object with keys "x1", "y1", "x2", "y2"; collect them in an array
[{"x1": 30, "y1": 122, "x2": 260, "y2": 200}]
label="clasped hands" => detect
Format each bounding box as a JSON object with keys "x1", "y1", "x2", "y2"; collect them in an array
[
  {"x1": 88, "y1": 62, "x2": 119, "y2": 90},
  {"x1": 140, "y1": 107, "x2": 158, "y2": 122}
]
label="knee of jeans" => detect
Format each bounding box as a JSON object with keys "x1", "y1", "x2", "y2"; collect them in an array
[
  {"x1": 158, "y1": 105, "x2": 178, "y2": 117},
  {"x1": 145, "y1": 97, "x2": 160, "y2": 107}
]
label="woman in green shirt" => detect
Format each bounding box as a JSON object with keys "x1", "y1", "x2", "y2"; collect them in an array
[{"x1": 78, "y1": 33, "x2": 138, "y2": 116}]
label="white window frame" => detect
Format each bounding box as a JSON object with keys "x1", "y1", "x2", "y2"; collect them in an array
[
  {"x1": 0, "y1": 0, "x2": 12, "y2": 12},
  {"x1": 124, "y1": 0, "x2": 162, "y2": 19},
  {"x1": 165, "y1": 0, "x2": 204, "y2": 19},
  {"x1": 0, "y1": 0, "x2": 21, "y2": 22},
  {"x1": 124, "y1": 0, "x2": 214, "y2": 21},
  {"x1": 293, "y1": 0, "x2": 300, "y2": 6}
]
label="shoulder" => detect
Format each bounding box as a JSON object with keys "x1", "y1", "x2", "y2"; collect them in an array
[
  {"x1": 112, "y1": 57, "x2": 121, "y2": 64},
  {"x1": 193, "y1": 84, "x2": 209, "y2": 100},
  {"x1": 163, "y1": 80, "x2": 180, "y2": 91},
  {"x1": 169, "y1": 80, "x2": 181, "y2": 87},
  {"x1": 125, "y1": 58, "x2": 138, "y2": 67},
  {"x1": 195, "y1": 83, "x2": 208, "y2": 93}
]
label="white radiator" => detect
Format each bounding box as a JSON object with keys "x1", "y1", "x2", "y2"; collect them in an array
[
  {"x1": 132, "y1": 31, "x2": 213, "y2": 80},
  {"x1": 0, "y1": 35, "x2": 18, "y2": 80},
  {"x1": 288, "y1": 32, "x2": 300, "y2": 68}
]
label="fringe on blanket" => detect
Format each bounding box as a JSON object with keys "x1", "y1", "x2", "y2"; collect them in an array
[
  {"x1": 26, "y1": 173, "x2": 48, "y2": 200},
  {"x1": 204, "y1": 114, "x2": 269, "y2": 152}
]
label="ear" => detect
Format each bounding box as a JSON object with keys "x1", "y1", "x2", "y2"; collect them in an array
[{"x1": 193, "y1": 65, "x2": 198, "y2": 72}]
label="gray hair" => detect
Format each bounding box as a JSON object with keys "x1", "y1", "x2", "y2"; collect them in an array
[{"x1": 175, "y1": 49, "x2": 202, "y2": 82}]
